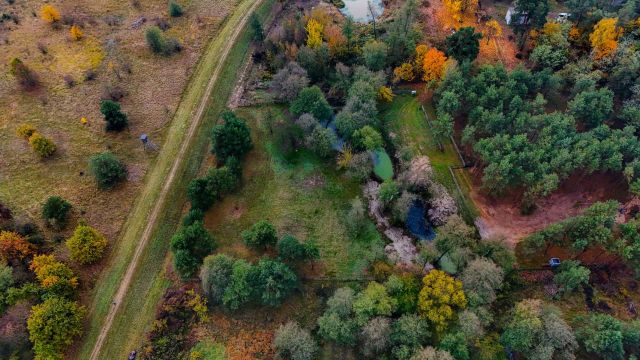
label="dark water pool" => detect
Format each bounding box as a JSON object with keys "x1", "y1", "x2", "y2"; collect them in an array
[{"x1": 406, "y1": 200, "x2": 435, "y2": 241}]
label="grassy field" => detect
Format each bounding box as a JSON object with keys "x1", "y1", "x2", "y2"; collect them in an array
[
  {"x1": 205, "y1": 106, "x2": 384, "y2": 279},
  {"x1": 381, "y1": 95, "x2": 478, "y2": 223},
  {"x1": 75, "y1": 0, "x2": 276, "y2": 358}
]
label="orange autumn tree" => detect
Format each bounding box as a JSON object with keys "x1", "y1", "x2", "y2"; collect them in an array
[
  {"x1": 40, "y1": 4, "x2": 61, "y2": 24},
  {"x1": 305, "y1": 18, "x2": 323, "y2": 49},
  {"x1": 324, "y1": 24, "x2": 347, "y2": 58},
  {"x1": 590, "y1": 18, "x2": 623, "y2": 59},
  {"x1": 422, "y1": 47, "x2": 447, "y2": 82},
  {"x1": 0, "y1": 231, "x2": 35, "y2": 263}
]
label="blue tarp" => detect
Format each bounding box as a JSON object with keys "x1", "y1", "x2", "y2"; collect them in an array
[{"x1": 406, "y1": 200, "x2": 435, "y2": 241}]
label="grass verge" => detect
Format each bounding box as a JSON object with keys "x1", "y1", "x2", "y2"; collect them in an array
[
  {"x1": 381, "y1": 95, "x2": 478, "y2": 223},
  {"x1": 76, "y1": 0, "x2": 276, "y2": 358}
]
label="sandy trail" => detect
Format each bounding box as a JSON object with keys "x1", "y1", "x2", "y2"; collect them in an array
[{"x1": 88, "y1": 1, "x2": 263, "y2": 358}]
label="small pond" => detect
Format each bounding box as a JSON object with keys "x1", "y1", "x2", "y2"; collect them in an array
[
  {"x1": 371, "y1": 148, "x2": 393, "y2": 181},
  {"x1": 406, "y1": 200, "x2": 436, "y2": 241},
  {"x1": 340, "y1": 0, "x2": 384, "y2": 23}
]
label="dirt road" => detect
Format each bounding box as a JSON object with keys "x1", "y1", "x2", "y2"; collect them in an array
[{"x1": 88, "y1": 1, "x2": 263, "y2": 358}]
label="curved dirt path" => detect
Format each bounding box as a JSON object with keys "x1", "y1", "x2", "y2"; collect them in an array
[{"x1": 88, "y1": 1, "x2": 262, "y2": 358}]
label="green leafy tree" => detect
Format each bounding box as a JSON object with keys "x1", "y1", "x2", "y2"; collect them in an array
[
  {"x1": 352, "y1": 125, "x2": 383, "y2": 151},
  {"x1": 384, "y1": 273, "x2": 420, "y2": 314},
  {"x1": 170, "y1": 221, "x2": 216, "y2": 279},
  {"x1": 576, "y1": 314, "x2": 624, "y2": 360},
  {"x1": 99, "y1": 100, "x2": 128, "y2": 131},
  {"x1": 27, "y1": 297, "x2": 85, "y2": 360},
  {"x1": 42, "y1": 196, "x2": 71, "y2": 229},
  {"x1": 360, "y1": 317, "x2": 392, "y2": 357},
  {"x1": 553, "y1": 260, "x2": 590, "y2": 295},
  {"x1": 446, "y1": 27, "x2": 482, "y2": 64},
  {"x1": 317, "y1": 287, "x2": 358, "y2": 345},
  {"x1": 461, "y1": 258, "x2": 504, "y2": 307},
  {"x1": 210, "y1": 111, "x2": 253, "y2": 161},
  {"x1": 254, "y1": 258, "x2": 298, "y2": 306},
  {"x1": 277, "y1": 235, "x2": 319, "y2": 262},
  {"x1": 501, "y1": 300, "x2": 577, "y2": 359},
  {"x1": 88, "y1": 152, "x2": 127, "y2": 190},
  {"x1": 353, "y1": 282, "x2": 397, "y2": 324},
  {"x1": 274, "y1": 321, "x2": 318, "y2": 360},
  {"x1": 390, "y1": 314, "x2": 431, "y2": 358},
  {"x1": 439, "y1": 332, "x2": 469, "y2": 360},
  {"x1": 305, "y1": 126, "x2": 337, "y2": 158},
  {"x1": 200, "y1": 254, "x2": 234, "y2": 305},
  {"x1": 242, "y1": 220, "x2": 277, "y2": 249},
  {"x1": 379, "y1": 180, "x2": 400, "y2": 209},
  {"x1": 222, "y1": 259, "x2": 255, "y2": 310},
  {"x1": 511, "y1": 0, "x2": 549, "y2": 48},
  {"x1": 432, "y1": 112, "x2": 454, "y2": 151},
  {"x1": 66, "y1": 224, "x2": 108, "y2": 265},
  {"x1": 290, "y1": 86, "x2": 332, "y2": 121},
  {"x1": 568, "y1": 88, "x2": 614, "y2": 128},
  {"x1": 362, "y1": 40, "x2": 388, "y2": 71}
]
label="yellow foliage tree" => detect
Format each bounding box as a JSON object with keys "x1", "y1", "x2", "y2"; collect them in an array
[
  {"x1": 444, "y1": 0, "x2": 478, "y2": 22},
  {"x1": 66, "y1": 224, "x2": 108, "y2": 265},
  {"x1": 393, "y1": 63, "x2": 415, "y2": 82},
  {"x1": 590, "y1": 18, "x2": 622, "y2": 59},
  {"x1": 40, "y1": 4, "x2": 61, "y2": 23},
  {"x1": 70, "y1": 25, "x2": 83, "y2": 41},
  {"x1": 305, "y1": 18, "x2": 324, "y2": 49},
  {"x1": 485, "y1": 20, "x2": 503, "y2": 43},
  {"x1": 418, "y1": 270, "x2": 466, "y2": 332},
  {"x1": 422, "y1": 48, "x2": 447, "y2": 82},
  {"x1": 378, "y1": 86, "x2": 395, "y2": 102},
  {"x1": 30, "y1": 254, "x2": 79, "y2": 297},
  {"x1": 414, "y1": 44, "x2": 429, "y2": 77},
  {"x1": 337, "y1": 146, "x2": 353, "y2": 169}
]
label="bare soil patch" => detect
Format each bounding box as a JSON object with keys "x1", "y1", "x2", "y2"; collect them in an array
[{"x1": 471, "y1": 170, "x2": 630, "y2": 245}]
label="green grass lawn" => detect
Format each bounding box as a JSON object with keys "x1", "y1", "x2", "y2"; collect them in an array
[
  {"x1": 381, "y1": 95, "x2": 478, "y2": 223},
  {"x1": 204, "y1": 106, "x2": 385, "y2": 278},
  {"x1": 76, "y1": 0, "x2": 276, "y2": 358}
]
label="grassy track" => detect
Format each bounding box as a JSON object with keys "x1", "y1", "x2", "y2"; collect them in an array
[
  {"x1": 77, "y1": 0, "x2": 275, "y2": 358},
  {"x1": 382, "y1": 95, "x2": 478, "y2": 223}
]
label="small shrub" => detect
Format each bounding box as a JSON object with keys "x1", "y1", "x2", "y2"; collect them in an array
[
  {"x1": 242, "y1": 220, "x2": 277, "y2": 249},
  {"x1": 99, "y1": 100, "x2": 128, "y2": 131},
  {"x1": 37, "y1": 42, "x2": 48, "y2": 54},
  {"x1": 16, "y1": 123, "x2": 36, "y2": 139},
  {"x1": 9, "y1": 58, "x2": 38, "y2": 90},
  {"x1": 66, "y1": 224, "x2": 108, "y2": 265},
  {"x1": 29, "y1": 133, "x2": 56, "y2": 158},
  {"x1": 88, "y1": 152, "x2": 127, "y2": 190},
  {"x1": 69, "y1": 25, "x2": 83, "y2": 40},
  {"x1": 169, "y1": 2, "x2": 184, "y2": 17},
  {"x1": 84, "y1": 69, "x2": 97, "y2": 81},
  {"x1": 182, "y1": 208, "x2": 204, "y2": 226},
  {"x1": 63, "y1": 74, "x2": 76, "y2": 88},
  {"x1": 146, "y1": 26, "x2": 181, "y2": 55},
  {"x1": 42, "y1": 196, "x2": 72, "y2": 229},
  {"x1": 40, "y1": 4, "x2": 60, "y2": 23}
]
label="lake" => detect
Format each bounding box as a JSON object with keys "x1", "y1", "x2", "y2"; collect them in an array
[{"x1": 340, "y1": 0, "x2": 384, "y2": 23}]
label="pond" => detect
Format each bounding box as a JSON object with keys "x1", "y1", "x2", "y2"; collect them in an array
[
  {"x1": 340, "y1": 0, "x2": 384, "y2": 23},
  {"x1": 371, "y1": 148, "x2": 393, "y2": 181},
  {"x1": 406, "y1": 200, "x2": 436, "y2": 241}
]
